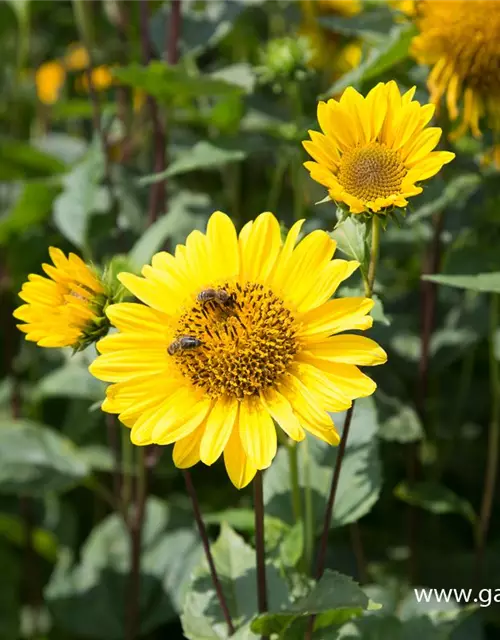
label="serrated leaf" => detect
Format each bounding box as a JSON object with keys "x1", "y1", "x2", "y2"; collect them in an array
[
  {"x1": 0, "y1": 420, "x2": 89, "y2": 495},
  {"x1": 181, "y1": 524, "x2": 288, "y2": 640},
  {"x1": 251, "y1": 570, "x2": 371, "y2": 635},
  {"x1": 422, "y1": 273, "x2": 500, "y2": 294},
  {"x1": 394, "y1": 481, "x2": 477, "y2": 525}
]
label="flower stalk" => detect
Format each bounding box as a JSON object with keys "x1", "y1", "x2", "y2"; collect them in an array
[{"x1": 254, "y1": 471, "x2": 268, "y2": 636}]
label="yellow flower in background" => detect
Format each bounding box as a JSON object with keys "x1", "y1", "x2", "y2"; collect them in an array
[
  {"x1": 303, "y1": 81, "x2": 455, "y2": 214},
  {"x1": 300, "y1": 0, "x2": 362, "y2": 79},
  {"x1": 80, "y1": 65, "x2": 114, "y2": 92},
  {"x1": 90, "y1": 212, "x2": 386, "y2": 488},
  {"x1": 412, "y1": 1, "x2": 500, "y2": 147},
  {"x1": 35, "y1": 61, "x2": 66, "y2": 105},
  {"x1": 14, "y1": 248, "x2": 108, "y2": 350},
  {"x1": 389, "y1": 0, "x2": 416, "y2": 16},
  {"x1": 63, "y1": 43, "x2": 90, "y2": 71}
]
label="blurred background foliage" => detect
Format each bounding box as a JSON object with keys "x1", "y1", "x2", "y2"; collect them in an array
[{"x1": 0, "y1": 0, "x2": 499, "y2": 639}]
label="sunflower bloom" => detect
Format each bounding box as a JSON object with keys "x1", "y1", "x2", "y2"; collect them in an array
[
  {"x1": 89, "y1": 212, "x2": 386, "y2": 488},
  {"x1": 303, "y1": 81, "x2": 455, "y2": 214},
  {"x1": 14, "y1": 248, "x2": 110, "y2": 350},
  {"x1": 411, "y1": 1, "x2": 500, "y2": 147}
]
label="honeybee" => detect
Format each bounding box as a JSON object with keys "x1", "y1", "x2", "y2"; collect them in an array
[
  {"x1": 197, "y1": 288, "x2": 231, "y2": 305},
  {"x1": 167, "y1": 335, "x2": 202, "y2": 356}
]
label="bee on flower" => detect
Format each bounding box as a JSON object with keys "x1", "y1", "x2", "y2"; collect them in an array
[{"x1": 89, "y1": 212, "x2": 387, "y2": 488}]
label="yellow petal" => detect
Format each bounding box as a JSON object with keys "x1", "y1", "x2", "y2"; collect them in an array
[
  {"x1": 298, "y1": 297, "x2": 374, "y2": 338},
  {"x1": 200, "y1": 397, "x2": 239, "y2": 465},
  {"x1": 224, "y1": 424, "x2": 258, "y2": 489},
  {"x1": 305, "y1": 335, "x2": 387, "y2": 366},
  {"x1": 173, "y1": 423, "x2": 206, "y2": 469},
  {"x1": 239, "y1": 395, "x2": 277, "y2": 469},
  {"x1": 260, "y1": 388, "x2": 305, "y2": 442},
  {"x1": 239, "y1": 212, "x2": 282, "y2": 283}
]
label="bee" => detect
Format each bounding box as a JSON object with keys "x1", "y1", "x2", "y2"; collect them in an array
[
  {"x1": 167, "y1": 335, "x2": 202, "y2": 356},
  {"x1": 197, "y1": 288, "x2": 232, "y2": 305}
]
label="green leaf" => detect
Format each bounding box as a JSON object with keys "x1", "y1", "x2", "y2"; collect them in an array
[
  {"x1": 422, "y1": 273, "x2": 500, "y2": 294},
  {"x1": 0, "y1": 513, "x2": 58, "y2": 562},
  {"x1": 377, "y1": 395, "x2": 424, "y2": 443},
  {"x1": 113, "y1": 63, "x2": 243, "y2": 103},
  {"x1": 46, "y1": 498, "x2": 202, "y2": 639},
  {"x1": 0, "y1": 420, "x2": 89, "y2": 495},
  {"x1": 251, "y1": 570, "x2": 372, "y2": 636},
  {"x1": 181, "y1": 524, "x2": 289, "y2": 639},
  {"x1": 394, "y1": 481, "x2": 477, "y2": 525},
  {"x1": 331, "y1": 215, "x2": 369, "y2": 277},
  {"x1": 53, "y1": 138, "x2": 109, "y2": 248},
  {"x1": 138, "y1": 140, "x2": 246, "y2": 185},
  {"x1": 279, "y1": 522, "x2": 304, "y2": 569},
  {"x1": 0, "y1": 181, "x2": 61, "y2": 244},
  {"x1": 34, "y1": 361, "x2": 105, "y2": 402},
  {"x1": 0, "y1": 140, "x2": 66, "y2": 180},
  {"x1": 150, "y1": 1, "x2": 247, "y2": 58},
  {"x1": 128, "y1": 191, "x2": 213, "y2": 269},
  {"x1": 325, "y1": 23, "x2": 416, "y2": 97},
  {"x1": 409, "y1": 173, "x2": 481, "y2": 223},
  {"x1": 264, "y1": 398, "x2": 381, "y2": 530}
]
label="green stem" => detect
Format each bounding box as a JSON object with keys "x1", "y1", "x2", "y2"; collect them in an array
[
  {"x1": 266, "y1": 154, "x2": 289, "y2": 214},
  {"x1": 287, "y1": 441, "x2": 302, "y2": 526},
  {"x1": 122, "y1": 428, "x2": 133, "y2": 520},
  {"x1": 364, "y1": 215, "x2": 381, "y2": 298},
  {"x1": 475, "y1": 293, "x2": 500, "y2": 581},
  {"x1": 302, "y1": 438, "x2": 314, "y2": 574}
]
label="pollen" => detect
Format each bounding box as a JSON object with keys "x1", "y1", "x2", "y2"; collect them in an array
[
  {"x1": 172, "y1": 282, "x2": 299, "y2": 400},
  {"x1": 338, "y1": 142, "x2": 406, "y2": 203}
]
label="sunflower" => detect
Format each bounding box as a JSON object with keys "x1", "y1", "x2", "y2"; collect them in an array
[
  {"x1": 89, "y1": 212, "x2": 386, "y2": 488},
  {"x1": 411, "y1": 1, "x2": 500, "y2": 151},
  {"x1": 303, "y1": 81, "x2": 455, "y2": 214},
  {"x1": 35, "y1": 61, "x2": 66, "y2": 105},
  {"x1": 14, "y1": 248, "x2": 109, "y2": 350}
]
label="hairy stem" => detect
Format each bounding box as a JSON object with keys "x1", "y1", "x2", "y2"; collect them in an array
[
  {"x1": 254, "y1": 471, "x2": 268, "y2": 638},
  {"x1": 125, "y1": 448, "x2": 147, "y2": 640},
  {"x1": 183, "y1": 470, "x2": 235, "y2": 635}
]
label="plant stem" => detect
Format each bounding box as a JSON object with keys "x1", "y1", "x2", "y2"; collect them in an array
[
  {"x1": 364, "y1": 214, "x2": 380, "y2": 297},
  {"x1": 302, "y1": 438, "x2": 314, "y2": 574},
  {"x1": 287, "y1": 442, "x2": 302, "y2": 527},
  {"x1": 410, "y1": 209, "x2": 444, "y2": 583},
  {"x1": 475, "y1": 293, "x2": 500, "y2": 583},
  {"x1": 106, "y1": 413, "x2": 122, "y2": 513},
  {"x1": 125, "y1": 448, "x2": 147, "y2": 640},
  {"x1": 306, "y1": 214, "x2": 382, "y2": 640},
  {"x1": 254, "y1": 471, "x2": 268, "y2": 624},
  {"x1": 183, "y1": 470, "x2": 235, "y2": 635},
  {"x1": 121, "y1": 426, "x2": 133, "y2": 520}
]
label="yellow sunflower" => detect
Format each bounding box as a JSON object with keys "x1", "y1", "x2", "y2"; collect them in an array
[
  {"x1": 89, "y1": 212, "x2": 386, "y2": 488},
  {"x1": 14, "y1": 248, "x2": 108, "y2": 350},
  {"x1": 411, "y1": 1, "x2": 500, "y2": 150},
  {"x1": 303, "y1": 81, "x2": 455, "y2": 214}
]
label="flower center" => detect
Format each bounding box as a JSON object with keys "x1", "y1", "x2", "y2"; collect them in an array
[
  {"x1": 338, "y1": 142, "x2": 406, "y2": 202},
  {"x1": 171, "y1": 283, "x2": 299, "y2": 400}
]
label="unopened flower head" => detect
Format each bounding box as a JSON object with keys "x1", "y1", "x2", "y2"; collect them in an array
[
  {"x1": 303, "y1": 81, "x2": 455, "y2": 215},
  {"x1": 14, "y1": 248, "x2": 112, "y2": 351},
  {"x1": 411, "y1": 1, "x2": 500, "y2": 154},
  {"x1": 90, "y1": 212, "x2": 387, "y2": 488}
]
